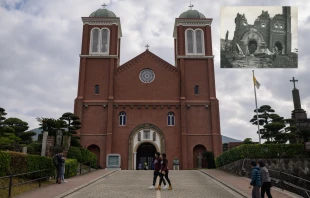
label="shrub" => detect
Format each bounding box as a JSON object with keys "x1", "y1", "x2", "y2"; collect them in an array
[
  {"x1": 9, "y1": 152, "x2": 27, "y2": 174},
  {"x1": 79, "y1": 148, "x2": 89, "y2": 163},
  {"x1": 26, "y1": 154, "x2": 54, "y2": 179},
  {"x1": 216, "y1": 144, "x2": 307, "y2": 168},
  {"x1": 0, "y1": 151, "x2": 11, "y2": 176},
  {"x1": 67, "y1": 147, "x2": 82, "y2": 162},
  {"x1": 64, "y1": 159, "x2": 78, "y2": 178},
  {"x1": 67, "y1": 147, "x2": 97, "y2": 166},
  {"x1": 27, "y1": 142, "x2": 42, "y2": 155}
]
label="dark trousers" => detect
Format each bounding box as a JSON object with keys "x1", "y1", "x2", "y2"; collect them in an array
[
  {"x1": 261, "y1": 182, "x2": 272, "y2": 198},
  {"x1": 159, "y1": 171, "x2": 171, "y2": 186},
  {"x1": 252, "y1": 186, "x2": 261, "y2": 198},
  {"x1": 152, "y1": 170, "x2": 163, "y2": 186},
  {"x1": 55, "y1": 165, "x2": 62, "y2": 183}
]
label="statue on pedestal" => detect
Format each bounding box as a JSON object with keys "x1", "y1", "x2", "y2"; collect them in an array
[{"x1": 198, "y1": 153, "x2": 203, "y2": 168}]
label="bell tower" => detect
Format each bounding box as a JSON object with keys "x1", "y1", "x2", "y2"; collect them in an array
[
  {"x1": 74, "y1": 4, "x2": 122, "y2": 166},
  {"x1": 173, "y1": 4, "x2": 222, "y2": 169}
]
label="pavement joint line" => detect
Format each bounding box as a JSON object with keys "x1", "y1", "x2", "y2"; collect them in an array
[
  {"x1": 198, "y1": 170, "x2": 250, "y2": 198},
  {"x1": 54, "y1": 170, "x2": 118, "y2": 198}
]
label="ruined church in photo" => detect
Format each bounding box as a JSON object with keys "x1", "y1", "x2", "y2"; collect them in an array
[{"x1": 74, "y1": 5, "x2": 222, "y2": 170}]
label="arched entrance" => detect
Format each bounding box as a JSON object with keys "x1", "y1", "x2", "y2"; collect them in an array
[
  {"x1": 248, "y1": 40, "x2": 258, "y2": 54},
  {"x1": 136, "y1": 142, "x2": 156, "y2": 170},
  {"x1": 128, "y1": 123, "x2": 165, "y2": 170},
  {"x1": 274, "y1": 41, "x2": 283, "y2": 54},
  {"x1": 193, "y1": 144, "x2": 206, "y2": 168},
  {"x1": 87, "y1": 144, "x2": 100, "y2": 165}
]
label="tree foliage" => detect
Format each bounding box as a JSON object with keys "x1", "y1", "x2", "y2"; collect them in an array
[
  {"x1": 59, "y1": 112, "x2": 81, "y2": 136},
  {"x1": 243, "y1": 138, "x2": 253, "y2": 144}
]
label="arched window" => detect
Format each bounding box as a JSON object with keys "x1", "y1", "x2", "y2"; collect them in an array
[
  {"x1": 186, "y1": 29, "x2": 194, "y2": 54},
  {"x1": 194, "y1": 85, "x2": 199, "y2": 95},
  {"x1": 185, "y1": 29, "x2": 205, "y2": 55},
  {"x1": 95, "y1": 85, "x2": 99, "y2": 95},
  {"x1": 90, "y1": 28, "x2": 110, "y2": 54},
  {"x1": 138, "y1": 132, "x2": 141, "y2": 141},
  {"x1": 153, "y1": 132, "x2": 156, "y2": 141},
  {"x1": 119, "y1": 112, "x2": 126, "y2": 126},
  {"x1": 167, "y1": 112, "x2": 175, "y2": 126},
  {"x1": 101, "y1": 29, "x2": 109, "y2": 54},
  {"x1": 91, "y1": 28, "x2": 100, "y2": 53},
  {"x1": 195, "y1": 30, "x2": 204, "y2": 54}
]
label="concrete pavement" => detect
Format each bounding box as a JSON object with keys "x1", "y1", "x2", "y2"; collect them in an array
[{"x1": 13, "y1": 169, "x2": 302, "y2": 198}]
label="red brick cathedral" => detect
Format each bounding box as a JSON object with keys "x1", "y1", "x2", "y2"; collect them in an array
[{"x1": 74, "y1": 5, "x2": 222, "y2": 170}]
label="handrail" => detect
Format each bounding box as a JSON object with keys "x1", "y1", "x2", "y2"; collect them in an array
[{"x1": 0, "y1": 161, "x2": 97, "y2": 197}]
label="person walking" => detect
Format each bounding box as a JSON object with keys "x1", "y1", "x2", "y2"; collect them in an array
[
  {"x1": 149, "y1": 152, "x2": 165, "y2": 189},
  {"x1": 249, "y1": 161, "x2": 262, "y2": 198},
  {"x1": 258, "y1": 160, "x2": 272, "y2": 198},
  {"x1": 173, "y1": 157, "x2": 179, "y2": 170},
  {"x1": 157, "y1": 153, "x2": 172, "y2": 190}
]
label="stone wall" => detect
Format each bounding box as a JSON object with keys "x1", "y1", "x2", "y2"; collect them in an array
[{"x1": 218, "y1": 158, "x2": 310, "y2": 196}]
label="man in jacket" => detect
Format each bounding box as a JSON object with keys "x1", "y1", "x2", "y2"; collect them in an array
[{"x1": 249, "y1": 161, "x2": 262, "y2": 198}]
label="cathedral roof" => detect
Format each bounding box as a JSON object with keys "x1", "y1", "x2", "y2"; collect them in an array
[
  {"x1": 179, "y1": 9, "x2": 206, "y2": 19},
  {"x1": 89, "y1": 8, "x2": 117, "y2": 17}
]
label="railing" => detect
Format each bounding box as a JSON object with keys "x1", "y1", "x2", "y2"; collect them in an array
[
  {"x1": 269, "y1": 169, "x2": 310, "y2": 198},
  {"x1": 0, "y1": 169, "x2": 51, "y2": 198},
  {"x1": 0, "y1": 162, "x2": 98, "y2": 198}
]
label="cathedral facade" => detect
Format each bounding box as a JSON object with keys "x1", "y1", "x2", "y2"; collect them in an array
[
  {"x1": 74, "y1": 6, "x2": 222, "y2": 170},
  {"x1": 231, "y1": 6, "x2": 292, "y2": 55}
]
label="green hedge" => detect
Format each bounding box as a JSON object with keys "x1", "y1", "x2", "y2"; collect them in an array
[
  {"x1": 67, "y1": 147, "x2": 97, "y2": 166},
  {"x1": 26, "y1": 154, "x2": 54, "y2": 178},
  {"x1": 67, "y1": 147, "x2": 82, "y2": 162},
  {"x1": 64, "y1": 159, "x2": 78, "y2": 178},
  {"x1": 0, "y1": 151, "x2": 11, "y2": 176},
  {"x1": 9, "y1": 152, "x2": 27, "y2": 174},
  {"x1": 0, "y1": 151, "x2": 54, "y2": 178},
  {"x1": 203, "y1": 151, "x2": 216, "y2": 169},
  {"x1": 216, "y1": 144, "x2": 307, "y2": 168}
]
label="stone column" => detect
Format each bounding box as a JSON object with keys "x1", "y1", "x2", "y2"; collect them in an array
[
  {"x1": 41, "y1": 131, "x2": 48, "y2": 156},
  {"x1": 22, "y1": 147, "x2": 27, "y2": 154},
  {"x1": 133, "y1": 152, "x2": 137, "y2": 170}
]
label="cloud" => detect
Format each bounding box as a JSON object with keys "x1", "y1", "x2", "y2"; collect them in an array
[{"x1": 0, "y1": 0, "x2": 309, "y2": 144}]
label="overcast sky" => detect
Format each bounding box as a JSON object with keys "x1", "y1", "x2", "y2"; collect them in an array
[{"x1": 0, "y1": 0, "x2": 309, "y2": 143}]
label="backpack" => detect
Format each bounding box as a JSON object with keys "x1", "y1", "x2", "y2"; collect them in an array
[{"x1": 53, "y1": 155, "x2": 59, "y2": 166}]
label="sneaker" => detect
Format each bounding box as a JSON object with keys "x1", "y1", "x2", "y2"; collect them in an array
[
  {"x1": 148, "y1": 185, "x2": 155, "y2": 189},
  {"x1": 63, "y1": 180, "x2": 68, "y2": 183},
  {"x1": 163, "y1": 185, "x2": 168, "y2": 189}
]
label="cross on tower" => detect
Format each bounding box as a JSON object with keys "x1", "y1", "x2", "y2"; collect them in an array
[
  {"x1": 189, "y1": 2, "x2": 194, "y2": 10},
  {"x1": 290, "y1": 77, "x2": 298, "y2": 89},
  {"x1": 102, "y1": 3, "x2": 107, "y2": 9},
  {"x1": 145, "y1": 44, "x2": 150, "y2": 50}
]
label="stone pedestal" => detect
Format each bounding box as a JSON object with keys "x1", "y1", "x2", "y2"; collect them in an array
[
  {"x1": 105, "y1": 154, "x2": 121, "y2": 170},
  {"x1": 41, "y1": 131, "x2": 48, "y2": 156}
]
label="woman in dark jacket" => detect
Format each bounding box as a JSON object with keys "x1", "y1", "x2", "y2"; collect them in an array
[
  {"x1": 258, "y1": 160, "x2": 272, "y2": 198},
  {"x1": 157, "y1": 153, "x2": 172, "y2": 190}
]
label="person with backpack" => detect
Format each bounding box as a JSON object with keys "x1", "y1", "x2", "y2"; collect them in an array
[
  {"x1": 53, "y1": 152, "x2": 63, "y2": 184},
  {"x1": 157, "y1": 153, "x2": 172, "y2": 190},
  {"x1": 249, "y1": 161, "x2": 262, "y2": 198}
]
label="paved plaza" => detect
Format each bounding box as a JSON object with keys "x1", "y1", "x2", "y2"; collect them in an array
[
  {"x1": 62, "y1": 170, "x2": 243, "y2": 198},
  {"x1": 16, "y1": 169, "x2": 301, "y2": 198}
]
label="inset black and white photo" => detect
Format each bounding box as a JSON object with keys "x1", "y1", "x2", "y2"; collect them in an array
[{"x1": 220, "y1": 6, "x2": 298, "y2": 68}]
